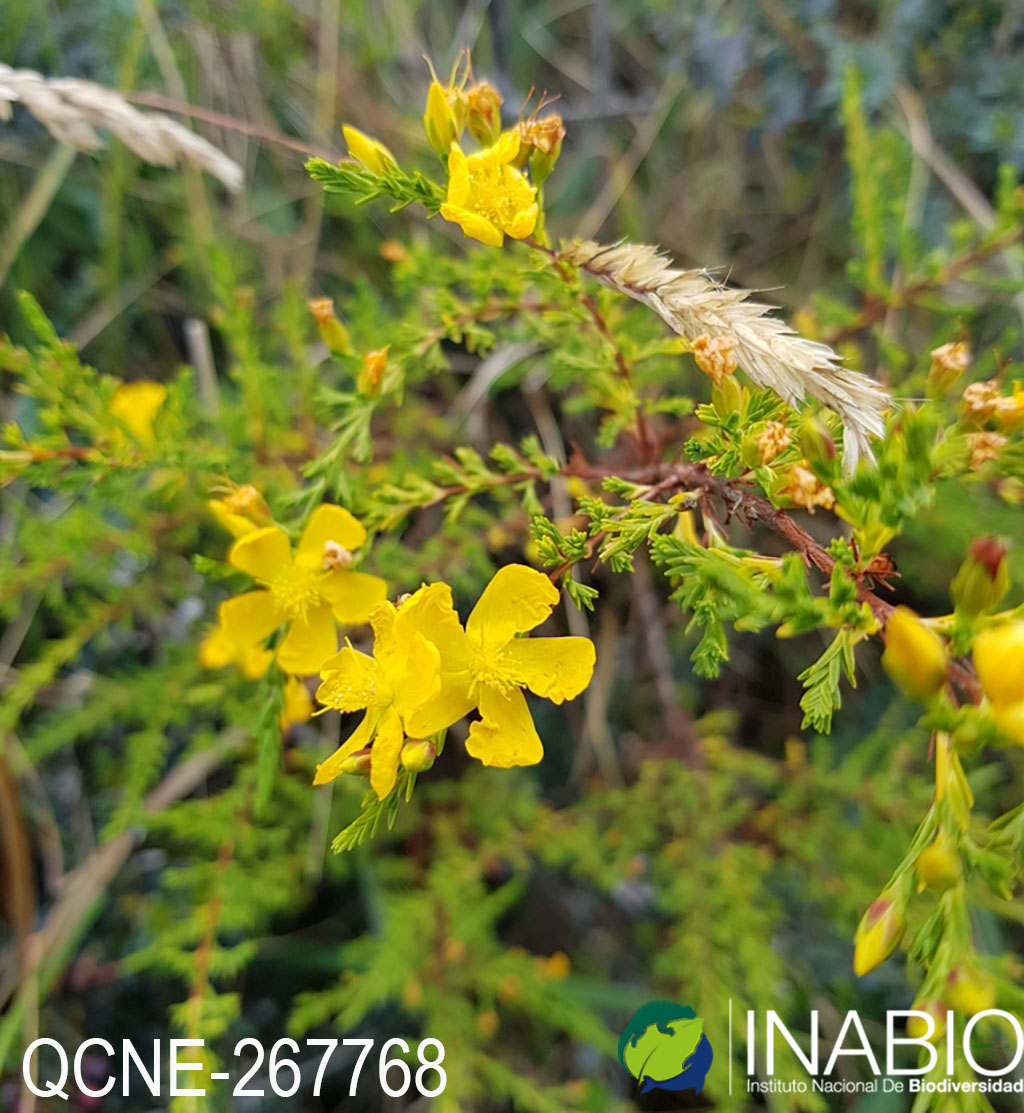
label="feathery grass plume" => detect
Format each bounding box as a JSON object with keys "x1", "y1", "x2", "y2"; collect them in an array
[
  {"x1": 559, "y1": 239, "x2": 890, "y2": 472},
  {"x1": 0, "y1": 64, "x2": 243, "y2": 192}
]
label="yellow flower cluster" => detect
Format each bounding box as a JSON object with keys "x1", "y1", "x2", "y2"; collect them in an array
[
  {"x1": 200, "y1": 497, "x2": 595, "y2": 792},
  {"x1": 340, "y1": 52, "x2": 563, "y2": 250},
  {"x1": 314, "y1": 566, "x2": 595, "y2": 798}
]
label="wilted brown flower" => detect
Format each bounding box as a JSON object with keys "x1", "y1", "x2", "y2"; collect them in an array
[
  {"x1": 691, "y1": 334, "x2": 738, "y2": 387},
  {"x1": 782, "y1": 463, "x2": 835, "y2": 512},
  {"x1": 757, "y1": 420, "x2": 792, "y2": 463}
]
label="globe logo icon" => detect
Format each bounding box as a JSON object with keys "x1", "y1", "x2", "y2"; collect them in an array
[{"x1": 618, "y1": 1001, "x2": 714, "y2": 1095}]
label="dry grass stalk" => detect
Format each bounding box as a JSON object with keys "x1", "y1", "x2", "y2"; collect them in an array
[
  {"x1": 559, "y1": 239, "x2": 891, "y2": 471},
  {"x1": 0, "y1": 63, "x2": 243, "y2": 192}
]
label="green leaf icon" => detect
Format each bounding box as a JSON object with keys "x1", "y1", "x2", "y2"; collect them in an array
[{"x1": 622, "y1": 1015, "x2": 703, "y2": 1083}]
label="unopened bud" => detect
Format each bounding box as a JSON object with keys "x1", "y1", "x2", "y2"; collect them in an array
[
  {"x1": 357, "y1": 346, "x2": 389, "y2": 397},
  {"x1": 927, "y1": 341, "x2": 971, "y2": 396},
  {"x1": 973, "y1": 620, "x2": 1024, "y2": 708},
  {"x1": 465, "y1": 81, "x2": 504, "y2": 147},
  {"x1": 711, "y1": 373, "x2": 743, "y2": 418},
  {"x1": 308, "y1": 298, "x2": 352, "y2": 357},
  {"x1": 853, "y1": 893, "x2": 906, "y2": 977},
  {"x1": 882, "y1": 607, "x2": 947, "y2": 702},
  {"x1": 944, "y1": 964, "x2": 996, "y2": 1016},
  {"x1": 906, "y1": 1001, "x2": 948, "y2": 1043},
  {"x1": 339, "y1": 748, "x2": 373, "y2": 777},
  {"x1": 798, "y1": 417, "x2": 837, "y2": 468},
  {"x1": 424, "y1": 81, "x2": 459, "y2": 154},
  {"x1": 951, "y1": 537, "x2": 1010, "y2": 617},
  {"x1": 342, "y1": 124, "x2": 396, "y2": 174},
  {"x1": 992, "y1": 701, "x2": 1024, "y2": 747},
  {"x1": 400, "y1": 739, "x2": 437, "y2": 774},
  {"x1": 916, "y1": 833, "x2": 961, "y2": 892}
]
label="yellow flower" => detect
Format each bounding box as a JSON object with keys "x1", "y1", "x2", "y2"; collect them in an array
[
  {"x1": 313, "y1": 585, "x2": 444, "y2": 799},
  {"x1": 404, "y1": 565, "x2": 596, "y2": 768},
  {"x1": 198, "y1": 624, "x2": 274, "y2": 680},
  {"x1": 973, "y1": 622, "x2": 1024, "y2": 707},
  {"x1": 208, "y1": 483, "x2": 271, "y2": 538},
  {"x1": 109, "y1": 381, "x2": 167, "y2": 445},
  {"x1": 439, "y1": 132, "x2": 538, "y2": 247},
  {"x1": 882, "y1": 606, "x2": 948, "y2": 703},
  {"x1": 219, "y1": 505, "x2": 387, "y2": 676},
  {"x1": 281, "y1": 675, "x2": 313, "y2": 731},
  {"x1": 342, "y1": 125, "x2": 396, "y2": 174}
]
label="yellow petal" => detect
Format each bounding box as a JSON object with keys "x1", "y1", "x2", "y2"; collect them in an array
[
  {"x1": 281, "y1": 675, "x2": 313, "y2": 729},
  {"x1": 316, "y1": 646, "x2": 388, "y2": 712},
  {"x1": 228, "y1": 526, "x2": 292, "y2": 582},
  {"x1": 439, "y1": 203, "x2": 504, "y2": 247},
  {"x1": 395, "y1": 583, "x2": 471, "y2": 670},
  {"x1": 502, "y1": 636, "x2": 595, "y2": 703},
  {"x1": 507, "y1": 202, "x2": 539, "y2": 240},
  {"x1": 109, "y1": 381, "x2": 167, "y2": 444},
  {"x1": 466, "y1": 564, "x2": 559, "y2": 647},
  {"x1": 390, "y1": 632, "x2": 441, "y2": 720},
  {"x1": 466, "y1": 685, "x2": 543, "y2": 768},
  {"x1": 320, "y1": 571, "x2": 389, "y2": 625},
  {"x1": 296, "y1": 505, "x2": 367, "y2": 568},
  {"x1": 492, "y1": 129, "x2": 521, "y2": 164},
  {"x1": 446, "y1": 143, "x2": 470, "y2": 207},
  {"x1": 313, "y1": 710, "x2": 378, "y2": 785},
  {"x1": 276, "y1": 603, "x2": 337, "y2": 675},
  {"x1": 218, "y1": 591, "x2": 280, "y2": 649},
  {"x1": 198, "y1": 627, "x2": 235, "y2": 669},
  {"x1": 404, "y1": 670, "x2": 474, "y2": 737},
  {"x1": 370, "y1": 709, "x2": 404, "y2": 800},
  {"x1": 241, "y1": 645, "x2": 274, "y2": 680}
]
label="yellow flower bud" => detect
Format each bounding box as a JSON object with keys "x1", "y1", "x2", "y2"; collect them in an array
[
  {"x1": 342, "y1": 124, "x2": 396, "y2": 174},
  {"x1": 357, "y1": 346, "x2": 389, "y2": 398},
  {"x1": 944, "y1": 964, "x2": 996, "y2": 1016},
  {"x1": 308, "y1": 298, "x2": 353, "y2": 357},
  {"x1": 853, "y1": 894, "x2": 906, "y2": 977},
  {"x1": 882, "y1": 607, "x2": 947, "y2": 702},
  {"x1": 906, "y1": 1000, "x2": 948, "y2": 1042},
  {"x1": 400, "y1": 739, "x2": 437, "y2": 774},
  {"x1": 991, "y1": 700, "x2": 1024, "y2": 746},
  {"x1": 338, "y1": 749, "x2": 373, "y2": 777},
  {"x1": 916, "y1": 833, "x2": 961, "y2": 892},
  {"x1": 973, "y1": 621, "x2": 1024, "y2": 707},
  {"x1": 424, "y1": 81, "x2": 459, "y2": 154},
  {"x1": 951, "y1": 538, "x2": 1010, "y2": 617}
]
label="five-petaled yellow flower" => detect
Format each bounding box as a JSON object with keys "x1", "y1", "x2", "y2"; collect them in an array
[
  {"x1": 220, "y1": 505, "x2": 387, "y2": 676},
  {"x1": 313, "y1": 585, "x2": 443, "y2": 799},
  {"x1": 404, "y1": 565, "x2": 595, "y2": 768},
  {"x1": 440, "y1": 131, "x2": 538, "y2": 247}
]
